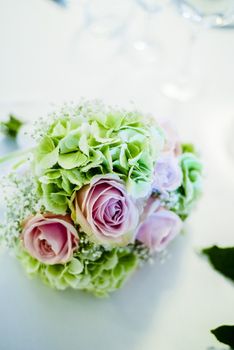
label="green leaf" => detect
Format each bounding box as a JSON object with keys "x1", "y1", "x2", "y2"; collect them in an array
[
  {"x1": 119, "y1": 144, "x2": 128, "y2": 169},
  {"x1": 58, "y1": 151, "x2": 87, "y2": 169},
  {"x1": 202, "y1": 245, "x2": 234, "y2": 282},
  {"x1": 102, "y1": 251, "x2": 118, "y2": 270},
  {"x1": 37, "y1": 148, "x2": 59, "y2": 174},
  {"x1": 0, "y1": 114, "x2": 23, "y2": 138},
  {"x1": 112, "y1": 264, "x2": 124, "y2": 279},
  {"x1": 79, "y1": 134, "x2": 89, "y2": 156},
  {"x1": 39, "y1": 170, "x2": 61, "y2": 184},
  {"x1": 38, "y1": 135, "x2": 56, "y2": 155},
  {"x1": 105, "y1": 112, "x2": 124, "y2": 130},
  {"x1": 50, "y1": 121, "x2": 67, "y2": 138},
  {"x1": 45, "y1": 264, "x2": 65, "y2": 279},
  {"x1": 102, "y1": 146, "x2": 113, "y2": 172},
  {"x1": 119, "y1": 254, "x2": 137, "y2": 272},
  {"x1": 80, "y1": 150, "x2": 103, "y2": 172},
  {"x1": 35, "y1": 136, "x2": 59, "y2": 174},
  {"x1": 59, "y1": 131, "x2": 80, "y2": 154},
  {"x1": 63, "y1": 274, "x2": 80, "y2": 288},
  {"x1": 67, "y1": 258, "x2": 84, "y2": 275},
  {"x1": 91, "y1": 121, "x2": 115, "y2": 143},
  {"x1": 64, "y1": 169, "x2": 86, "y2": 187},
  {"x1": 61, "y1": 173, "x2": 73, "y2": 194},
  {"x1": 24, "y1": 256, "x2": 40, "y2": 274},
  {"x1": 41, "y1": 183, "x2": 68, "y2": 214},
  {"x1": 211, "y1": 325, "x2": 234, "y2": 349},
  {"x1": 182, "y1": 143, "x2": 196, "y2": 154}
]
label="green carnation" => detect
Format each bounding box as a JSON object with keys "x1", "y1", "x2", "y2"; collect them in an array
[{"x1": 33, "y1": 101, "x2": 164, "y2": 214}]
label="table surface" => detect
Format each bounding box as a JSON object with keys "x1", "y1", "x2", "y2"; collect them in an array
[{"x1": 0, "y1": 1, "x2": 234, "y2": 350}]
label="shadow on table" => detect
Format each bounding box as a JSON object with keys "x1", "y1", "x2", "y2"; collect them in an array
[{"x1": 0, "y1": 233, "x2": 191, "y2": 350}]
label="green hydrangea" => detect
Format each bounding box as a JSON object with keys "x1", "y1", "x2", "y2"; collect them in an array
[
  {"x1": 17, "y1": 235, "x2": 147, "y2": 297},
  {"x1": 173, "y1": 149, "x2": 203, "y2": 219},
  {"x1": 33, "y1": 101, "x2": 164, "y2": 214}
]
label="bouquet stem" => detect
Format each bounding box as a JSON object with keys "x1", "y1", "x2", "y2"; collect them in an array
[{"x1": 0, "y1": 147, "x2": 34, "y2": 165}]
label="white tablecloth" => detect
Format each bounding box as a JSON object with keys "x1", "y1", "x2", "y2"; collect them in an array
[{"x1": 0, "y1": 1, "x2": 234, "y2": 350}]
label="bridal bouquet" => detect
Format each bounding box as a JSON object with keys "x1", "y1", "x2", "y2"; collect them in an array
[{"x1": 0, "y1": 101, "x2": 202, "y2": 296}]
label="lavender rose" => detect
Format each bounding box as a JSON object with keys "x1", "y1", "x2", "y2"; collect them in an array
[
  {"x1": 137, "y1": 208, "x2": 182, "y2": 252},
  {"x1": 153, "y1": 155, "x2": 182, "y2": 193},
  {"x1": 22, "y1": 214, "x2": 79, "y2": 264},
  {"x1": 73, "y1": 175, "x2": 139, "y2": 247}
]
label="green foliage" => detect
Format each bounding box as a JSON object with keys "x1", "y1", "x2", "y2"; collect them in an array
[
  {"x1": 181, "y1": 143, "x2": 196, "y2": 154},
  {"x1": 33, "y1": 102, "x2": 165, "y2": 213},
  {"x1": 211, "y1": 325, "x2": 234, "y2": 349},
  {"x1": 0, "y1": 114, "x2": 23, "y2": 138},
  {"x1": 17, "y1": 235, "x2": 145, "y2": 297},
  {"x1": 202, "y1": 246, "x2": 234, "y2": 346},
  {"x1": 202, "y1": 246, "x2": 234, "y2": 282}
]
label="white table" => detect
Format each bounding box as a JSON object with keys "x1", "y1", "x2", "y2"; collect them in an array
[{"x1": 0, "y1": 1, "x2": 234, "y2": 350}]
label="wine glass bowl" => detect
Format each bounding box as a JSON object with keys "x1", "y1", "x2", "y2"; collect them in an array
[
  {"x1": 83, "y1": 0, "x2": 133, "y2": 38},
  {"x1": 129, "y1": 0, "x2": 167, "y2": 63},
  {"x1": 136, "y1": 0, "x2": 164, "y2": 13},
  {"x1": 162, "y1": 0, "x2": 234, "y2": 101},
  {"x1": 173, "y1": 0, "x2": 234, "y2": 28}
]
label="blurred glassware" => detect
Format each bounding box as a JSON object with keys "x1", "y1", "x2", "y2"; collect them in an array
[
  {"x1": 174, "y1": 0, "x2": 234, "y2": 27},
  {"x1": 162, "y1": 0, "x2": 234, "y2": 101},
  {"x1": 133, "y1": 0, "x2": 167, "y2": 63},
  {"x1": 66, "y1": 0, "x2": 135, "y2": 65},
  {"x1": 51, "y1": 0, "x2": 69, "y2": 7},
  {"x1": 82, "y1": 0, "x2": 133, "y2": 38}
]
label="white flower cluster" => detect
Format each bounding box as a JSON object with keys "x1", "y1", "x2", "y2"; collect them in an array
[
  {"x1": 30, "y1": 101, "x2": 86, "y2": 142},
  {"x1": 0, "y1": 167, "x2": 43, "y2": 248},
  {"x1": 30, "y1": 114, "x2": 56, "y2": 143},
  {"x1": 29, "y1": 99, "x2": 146, "y2": 143}
]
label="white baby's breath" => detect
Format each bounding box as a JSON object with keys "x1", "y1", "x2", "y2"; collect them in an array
[
  {"x1": 0, "y1": 165, "x2": 43, "y2": 248},
  {"x1": 29, "y1": 99, "x2": 152, "y2": 143}
]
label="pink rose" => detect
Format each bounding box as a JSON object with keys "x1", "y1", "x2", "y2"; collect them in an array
[
  {"x1": 160, "y1": 120, "x2": 181, "y2": 157},
  {"x1": 74, "y1": 175, "x2": 139, "y2": 246},
  {"x1": 153, "y1": 155, "x2": 182, "y2": 193},
  {"x1": 22, "y1": 214, "x2": 79, "y2": 264},
  {"x1": 137, "y1": 207, "x2": 182, "y2": 252}
]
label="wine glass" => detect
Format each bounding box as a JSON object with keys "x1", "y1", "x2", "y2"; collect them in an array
[
  {"x1": 132, "y1": 0, "x2": 167, "y2": 63},
  {"x1": 51, "y1": 0, "x2": 68, "y2": 6},
  {"x1": 81, "y1": 0, "x2": 133, "y2": 38},
  {"x1": 65, "y1": 0, "x2": 135, "y2": 65},
  {"x1": 174, "y1": 0, "x2": 234, "y2": 27},
  {"x1": 161, "y1": 0, "x2": 234, "y2": 101}
]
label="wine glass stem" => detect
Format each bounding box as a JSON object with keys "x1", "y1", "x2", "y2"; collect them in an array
[
  {"x1": 178, "y1": 24, "x2": 199, "y2": 84},
  {"x1": 161, "y1": 23, "x2": 201, "y2": 101}
]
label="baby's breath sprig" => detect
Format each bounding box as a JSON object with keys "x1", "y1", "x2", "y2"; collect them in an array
[{"x1": 0, "y1": 169, "x2": 43, "y2": 248}]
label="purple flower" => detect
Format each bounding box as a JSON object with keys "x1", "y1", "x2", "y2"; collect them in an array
[
  {"x1": 137, "y1": 208, "x2": 182, "y2": 252},
  {"x1": 153, "y1": 155, "x2": 182, "y2": 193}
]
